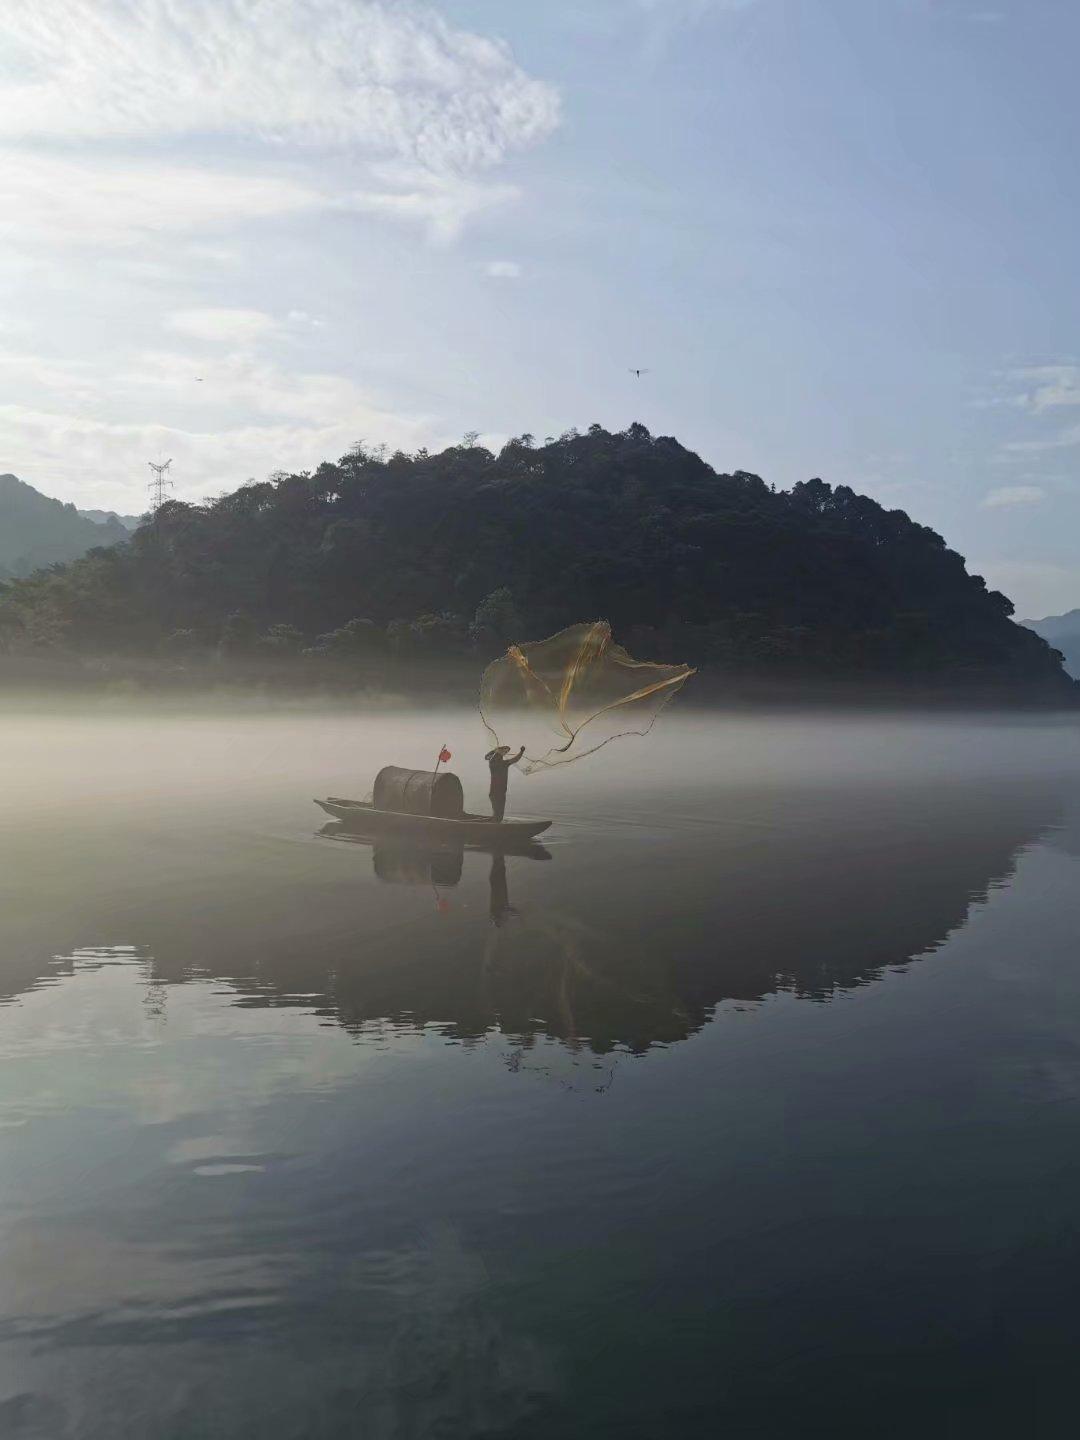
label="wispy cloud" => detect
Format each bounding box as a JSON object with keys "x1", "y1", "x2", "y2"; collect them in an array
[
  {"x1": 986, "y1": 363, "x2": 1080, "y2": 460},
  {"x1": 0, "y1": 349, "x2": 435, "y2": 508},
  {"x1": 1001, "y1": 424, "x2": 1080, "y2": 455},
  {"x1": 982, "y1": 484, "x2": 1046, "y2": 508},
  {"x1": 0, "y1": 153, "x2": 325, "y2": 249},
  {"x1": 484, "y1": 260, "x2": 523, "y2": 279},
  {"x1": 0, "y1": 311, "x2": 448, "y2": 508},
  {"x1": 0, "y1": 0, "x2": 560, "y2": 245},
  {"x1": 341, "y1": 163, "x2": 520, "y2": 244},
  {"x1": 933, "y1": 2, "x2": 1005, "y2": 22},
  {"x1": 635, "y1": 0, "x2": 756, "y2": 15},
  {"x1": 167, "y1": 309, "x2": 278, "y2": 346},
  {"x1": 1010, "y1": 365, "x2": 1080, "y2": 412},
  {"x1": 620, "y1": 0, "x2": 758, "y2": 69}
]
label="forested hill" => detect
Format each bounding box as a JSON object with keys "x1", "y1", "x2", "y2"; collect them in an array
[
  {"x1": 0, "y1": 424, "x2": 1073, "y2": 699},
  {"x1": 0, "y1": 473, "x2": 130, "y2": 579}
]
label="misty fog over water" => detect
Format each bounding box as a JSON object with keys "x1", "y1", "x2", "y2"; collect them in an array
[{"x1": 2, "y1": 705, "x2": 1080, "y2": 1437}]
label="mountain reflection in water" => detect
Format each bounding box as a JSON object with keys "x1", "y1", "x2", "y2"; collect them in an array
[{"x1": 2, "y1": 774, "x2": 1062, "y2": 1056}]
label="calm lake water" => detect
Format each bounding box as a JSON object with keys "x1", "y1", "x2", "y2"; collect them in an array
[{"x1": 2, "y1": 706, "x2": 1079, "y2": 1438}]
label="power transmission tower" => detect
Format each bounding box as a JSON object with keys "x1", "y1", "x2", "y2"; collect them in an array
[{"x1": 147, "y1": 458, "x2": 173, "y2": 509}]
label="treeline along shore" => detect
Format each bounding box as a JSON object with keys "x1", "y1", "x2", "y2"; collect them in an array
[{"x1": 1, "y1": 424, "x2": 1074, "y2": 705}]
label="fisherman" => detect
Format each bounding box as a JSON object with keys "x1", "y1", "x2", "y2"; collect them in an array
[{"x1": 485, "y1": 743, "x2": 525, "y2": 822}]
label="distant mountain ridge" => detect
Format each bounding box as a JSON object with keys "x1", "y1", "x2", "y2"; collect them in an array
[
  {"x1": 0, "y1": 473, "x2": 132, "y2": 580},
  {"x1": 78, "y1": 507, "x2": 142, "y2": 532},
  {"x1": 1020, "y1": 610, "x2": 1080, "y2": 678}
]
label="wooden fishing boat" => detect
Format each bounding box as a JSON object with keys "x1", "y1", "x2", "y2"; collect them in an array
[
  {"x1": 314, "y1": 798, "x2": 552, "y2": 845},
  {"x1": 315, "y1": 763, "x2": 552, "y2": 845}
]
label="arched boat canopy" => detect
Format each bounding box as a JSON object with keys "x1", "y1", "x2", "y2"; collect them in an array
[{"x1": 373, "y1": 765, "x2": 465, "y2": 820}]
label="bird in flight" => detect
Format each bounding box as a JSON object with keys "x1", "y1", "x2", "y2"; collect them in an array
[
  {"x1": 628, "y1": 367, "x2": 650, "y2": 378},
  {"x1": 195, "y1": 377, "x2": 204, "y2": 382}
]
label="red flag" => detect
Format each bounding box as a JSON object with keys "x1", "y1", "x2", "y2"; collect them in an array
[{"x1": 439, "y1": 747, "x2": 452, "y2": 764}]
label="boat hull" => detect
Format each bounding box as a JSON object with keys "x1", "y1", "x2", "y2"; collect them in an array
[{"x1": 314, "y1": 798, "x2": 552, "y2": 845}]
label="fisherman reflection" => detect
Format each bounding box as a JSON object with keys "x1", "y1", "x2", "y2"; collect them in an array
[{"x1": 488, "y1": 854, "x2": 519, "y2": 928}]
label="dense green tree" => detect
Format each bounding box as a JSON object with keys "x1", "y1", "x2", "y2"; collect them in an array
[
  {"x1": 0, "y1": 424, "x2": 1072, "y2": 698},
  {"x1": 470, "y1": 587, "x2": 523, "y2": 651},
  {"x1": 304, "y1": 618, "x2": 384, "y2": 659},
  {"x1": 161, "y1": 628, "x2": 200, "y2": 657},
  {"x1": 387, "y1": 612, "x2": 467, "y2": 659},
  {"x1": 218, "y1": 611, "x2": 258, "y2": 659},
  {"x1": 258, "y1": 623, "x2": 306, "y2": 655}
]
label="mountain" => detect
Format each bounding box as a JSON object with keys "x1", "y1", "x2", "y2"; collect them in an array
[
  {"x1": 79, "y1": 508, "x2": 142, "y2": 532},
  {"x1": 1020, "y1": 610, "x2": 1080, "y2": 678},
  {"x1": 0, "y1": 424, "x2": 1074, "y2": 700},
  {"x1": 0, "y1": 474, "x2": 131, "y2": 580}
]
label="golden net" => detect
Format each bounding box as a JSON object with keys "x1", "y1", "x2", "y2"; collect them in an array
[{"x1": 479, "y1": 620, "x2": 695, "y2": 773}]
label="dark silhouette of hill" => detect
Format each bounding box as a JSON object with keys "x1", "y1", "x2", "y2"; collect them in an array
[
  {"x1": 0, "y1": 425, "x2": 1073, "y2": 698},
  {"x1": 1021, "y1": 609, "x2": 1080, "y2": 679},
  {"x1": 0, "y1": 473, "x2": 130, "y2": 580}
]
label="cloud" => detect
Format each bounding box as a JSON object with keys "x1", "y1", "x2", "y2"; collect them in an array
[
  {"x1": 118, "y1": 350, "x2": 415, "y2": 428},
  {"x1": 484, "y1": 260, "x2": 522, "y2": 279},
  {"x1": 0, "y1": 152, "x2": 325, "y2": 248},
  {"x1": 0, "y1": 1, "x2": 563, "y2": 509},
  {"x1": 167, "y1": 309, "x2": 278, "y2": 346},
  {"x1": 635, "y1": 0, "x2": 755, "y2": 14},
  {"x1": 0, "y1": 349, "x2": 436, "y2": 509},
  {"x1": 0, "y1": 401, "x2": 426, "y2": 512},
  {"x1": 0, "y1": 152, "x2": 515, "y2": 249},
  {"x1": 0, "y1": 0, "x2": 559, "y2": 164},
  {"x1": 987, "y1": 365, "x2": 1080, "y2": 459},
  {"x1": 0, "y1": 0, "x2": 560, "y2": 245},
  {"x1": 1010, "y1": 365, "x2": 1080, "y2": 412},
  {"x1": 982, "y1": 485, "x2": 1046, "y2": 508},
  {"x1": 1002, "y1": 425, "x2": 1080, "y2": 455},
  {"x1": 0, "y1": 350, "x2": 102, "y2": 406},
  {"x1": 340, "y1": 162, "x2": 519, "y2": 243},
  {"x1": 933, "y1": 1, "x2": 1005, "y2": 20}
]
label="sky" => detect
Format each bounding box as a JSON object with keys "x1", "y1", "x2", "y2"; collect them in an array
[{"x1": 1, "y1": 0, "x2": 1079, "y2": 616}]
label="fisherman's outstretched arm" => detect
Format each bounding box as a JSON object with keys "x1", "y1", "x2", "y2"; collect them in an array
[{"x1": 511, "y1": 746, "x2": 526, "y2": 764}]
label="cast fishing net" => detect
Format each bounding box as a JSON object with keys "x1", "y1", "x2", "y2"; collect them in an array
[{"x1": 479, "y1": 620, "x2": 694, "y2": 773}]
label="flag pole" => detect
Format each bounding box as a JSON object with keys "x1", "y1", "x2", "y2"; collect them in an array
[{"x1": 434, "y1": 742, "x2": 447, "y2": 779}]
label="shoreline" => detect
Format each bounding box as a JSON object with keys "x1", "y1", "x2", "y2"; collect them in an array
[{"x1": 1, "y1": 653, "x2": 1077, "y2": 716}]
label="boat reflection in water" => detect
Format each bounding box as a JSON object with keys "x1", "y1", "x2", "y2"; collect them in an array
[
  {"x1": 319, "y1": 822, "x2": 546, "y2": 934},
  {"x1": 318, "y1": 821, "x2": 550, "y2": 907},
  {"x1": 374, "y1": 843, "x2": 464, "y2": 889},
  {"x1": 319, "y1": 821, "x2": 549, "y2": 944}
]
